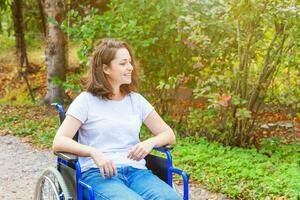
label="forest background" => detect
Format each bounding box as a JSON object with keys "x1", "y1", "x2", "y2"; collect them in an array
[{"x1": 0, "y1": 0, "x2": 300, "y2": 199}]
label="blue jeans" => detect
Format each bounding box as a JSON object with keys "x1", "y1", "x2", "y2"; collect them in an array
[{"x1": 81, "y1": 166, "x2": 182, "y2": 200}]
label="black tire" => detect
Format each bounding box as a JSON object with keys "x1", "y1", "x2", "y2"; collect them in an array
[{"x1": 34, "y1": 167, "x2": 72, "y2": 200}]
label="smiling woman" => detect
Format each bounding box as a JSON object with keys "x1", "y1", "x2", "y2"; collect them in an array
[
  {"x1": 52, "y1": 38, "x2": 181, "y2": 200},
  {"x1": 86, "y1": 38, "x2": 139, "y2": 101},
  {"x1": 102, "y1": 48, "x2": 134, "y2": 98}
]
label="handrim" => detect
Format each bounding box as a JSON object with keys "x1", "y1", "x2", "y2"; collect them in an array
[{"x1": 34, "y1": 167, "x2": 71, "y2": 200}]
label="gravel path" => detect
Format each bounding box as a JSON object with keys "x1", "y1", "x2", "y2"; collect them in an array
[
  {"x1": 0, "y1": 135, "x2": 55, "y2": 200},
  {"x1": 0, "y1": 134, "x2": 228, "y2": 200}
]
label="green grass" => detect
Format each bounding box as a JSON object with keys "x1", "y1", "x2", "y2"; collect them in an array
[
  {"x1": 172, "y1": 137, "x2": 300, "y2": 199},
  {"x1": 0, "y1": 105, "x2": 59, "y2": 148},
  {"x1": 141, "y1": 124, "x2": 300, "y2": 199}
]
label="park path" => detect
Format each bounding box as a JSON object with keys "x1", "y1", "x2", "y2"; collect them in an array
[
  {"x1": 0, "y1": 134, "x2": 228, "y2": 200},
  {"x1": 0, "y1": 134, "x2": 55, "y2": 199}
]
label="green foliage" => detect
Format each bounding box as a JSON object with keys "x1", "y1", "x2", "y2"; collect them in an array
[
  {"x1": 173, "y1": 136, "x2": 300, "y2": 199},
  {"x1": 0, "y1": 0, "x2": 14, "y2": 49},
  {"x1": 63, "y1": 73, "x2": 84, "y2": 94},
  {"x1": 60, "y1": 0, "x2": 300, "y2": 146},
  {"x1": 63, "y1": 0, "x2": 191, "y2": 92},
  {"x1": 0, "y1": 0, "x2": 45, "y2": 41},
  {"x1": 177, "y1": 0, "x2": 300, "y2": 146},
  {"x1": 187, "y1": 107, "x2": 219, "y2": 135},
  {"x1": 0, "y1": 31, "x2": 15, "y2": 49},
  {"x1": 266, "y1": 68, "x2": 300, "y2": 111},
  {"x1": 157, "y1": 75, "x2": 181, "y2": 90},
  {"x1": 259, "y1": 137, "x2": 300, "y2": 165},
  {"x1": 51, "y1": 76, "x2": 63, "y2": 86},
  {"x1": 47, "y1": 16, "x2": 58, "y2": 26}
]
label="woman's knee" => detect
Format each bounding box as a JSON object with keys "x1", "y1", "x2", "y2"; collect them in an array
[
  {"x1": 84, "y1": 186, "x2": 144, "y2": 200},
  {"x1": 153, "y1": 189, "x2": 182, "y2": 200}
]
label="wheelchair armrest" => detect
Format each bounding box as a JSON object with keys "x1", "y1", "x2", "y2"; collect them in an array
[
  {"x1": 79, "y1": 180, "x2": 95, "y2": 200},
  {"x1": 169, "y1": 167, "x2": 189, "y2": 200},
  {"x1": 154, "y1": 145, "x2": 173, "y2": 152},
  {"x1": 54, "y1": 152, "x2": 78, "y2": 162}
]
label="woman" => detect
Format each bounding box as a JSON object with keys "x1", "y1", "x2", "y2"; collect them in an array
[{"x1": 52, "y1": 38, "x2": 181, "y2": 200}]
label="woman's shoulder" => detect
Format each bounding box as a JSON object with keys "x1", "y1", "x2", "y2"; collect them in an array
[
  {"x1": 73, "y1": 91, "x2": 98, "y2": 102},
  {"x1": 78, "y1": 91, "x2": 103, "y2": 98},
  {"x1": 129, "y1": 92, "x2": 143, "y2": 99},
  {"x1": 75, "y1": 91, "x2": 91, "y2": 99},
  {"x1": 129, "y1": 92, "x2": 151, "y2": 103}
]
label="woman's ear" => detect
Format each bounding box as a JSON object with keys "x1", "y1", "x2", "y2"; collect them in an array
[{"x1": 103, "y1": 64, "x2": 110, "y2": 75}]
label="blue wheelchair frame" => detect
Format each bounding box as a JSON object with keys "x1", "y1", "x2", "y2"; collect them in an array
[{"x1": 53, "y1": 103, "x2": 189, "y2": 200}]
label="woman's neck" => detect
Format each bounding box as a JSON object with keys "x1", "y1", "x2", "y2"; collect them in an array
[
  {"x1": 111, "y1": 92, "x2": 125, "y2": 100},
  {"x1": 110, "y1": 84, "x2": 124, "y2": 100}
]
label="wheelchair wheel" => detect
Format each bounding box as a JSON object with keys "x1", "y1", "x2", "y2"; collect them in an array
[{"x1": 34, "y1": 167, "x2": 72, "y2": 200}]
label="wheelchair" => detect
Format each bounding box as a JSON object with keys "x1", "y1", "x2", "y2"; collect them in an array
[{"x1": 34, "y1": 103, "x2": 189, "y2": 200}]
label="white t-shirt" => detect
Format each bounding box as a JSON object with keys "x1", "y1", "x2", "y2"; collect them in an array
[{"x1": 66, "y1": 91, "x2": 154, "y2": 172}]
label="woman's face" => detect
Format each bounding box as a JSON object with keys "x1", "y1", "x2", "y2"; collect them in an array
[{"x1": 104, "y1": 48, "x2": 133, "y2": 86}]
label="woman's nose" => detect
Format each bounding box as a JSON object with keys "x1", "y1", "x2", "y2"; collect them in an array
[{"x1": 127, "y1": 63, "x2": 133, "y2": 71}]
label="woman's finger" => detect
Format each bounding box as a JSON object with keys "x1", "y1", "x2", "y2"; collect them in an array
[
  {"x1": 107, "y1": 163, "x2": 114, "y2": 178},
  {"x1": 112, "y1": 164, "x2": 118, "y2": 176},
  {"x1": 99, "y1": 166, "x2": 105, "y2": 178},
  {"x1": 132, "y1": 146, "x2": 143, "y2": 160},
  {"x1": 128, "y1": 145, "x2": 138, "y2": 159},
  {"x1": 103, "y1": 165, "x2": 110, "y2": 178},
  {"x1": 136, "y1": 150, "x2": 146, "y2": 161}
]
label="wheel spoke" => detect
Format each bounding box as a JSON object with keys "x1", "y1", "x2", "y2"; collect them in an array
[{"x1": 34, "y1": 167, "x2": 71, "y2": 200}]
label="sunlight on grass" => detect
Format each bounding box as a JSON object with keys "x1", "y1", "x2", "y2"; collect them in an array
[{"x1": 0, "y1": 38, "x2": 81, "y2": 66}]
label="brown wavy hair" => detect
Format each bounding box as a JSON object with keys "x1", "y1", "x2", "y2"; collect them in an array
[{"x1": 85, "y1": 38, "x2": 139, "y2": 99}]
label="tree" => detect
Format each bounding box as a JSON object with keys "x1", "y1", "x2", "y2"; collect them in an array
[
  {"x1": 10, "y1": 0, "x2": 35, "y2": 102},
  {"x1": 179, "y1": 0, "x2": 300, "y2": 146},
  {"x1": 43, "y1": 0, "x2": 69, "y2": 104},
  {"x1": 37, "y1": 0, "x2": 47, "y2": 36}
]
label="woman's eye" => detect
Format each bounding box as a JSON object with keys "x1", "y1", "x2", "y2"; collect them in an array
[{"x1": 120, "y1": 61, "x2": 132, "y2": 66}]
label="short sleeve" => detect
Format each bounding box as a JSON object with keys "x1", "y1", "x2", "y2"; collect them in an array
[
  {"x1": 66, "y1": 92, "x2": 89, "y2": 123},
  {"x1": 136, "y1": 93, "x2": 154, "y2": 122}
]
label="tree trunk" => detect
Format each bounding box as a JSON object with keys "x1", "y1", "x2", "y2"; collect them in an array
[
  {"x1": 43, "y1": 0, "x2": 69, "y2": 104},
  {"x1": 37, "y1": 0, "x2": 47, "y2": 37},
  {"x1": 11, "y1": 0, "x2": 30, "y2": 72},
  {"x1": 11, "y1": 0, "x2": 35, "y2": 102}
]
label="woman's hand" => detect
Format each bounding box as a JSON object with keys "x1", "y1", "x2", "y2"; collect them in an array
[
  {"x1": 90, "y1": 149, "x2": 118, "y2": 178},
  {"x1": 127, "y1": 139, "x2": 156, "y2": 161}
]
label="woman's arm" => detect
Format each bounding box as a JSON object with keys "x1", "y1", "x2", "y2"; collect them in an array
[
  {"x1": 127, "y1": 110, "x2": 176, "y2": 161},
  {"x1": 143, "y1": 110, "x2": 176, "y2": 146},
  {"x1": 52, "y1": 115, "x2": 94, "y2": 156},
  {"x1": 52, "y1": 115, "x2": 117, "y2": 178}
]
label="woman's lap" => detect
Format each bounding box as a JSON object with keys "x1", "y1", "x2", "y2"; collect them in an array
[
  {"x1": 82, "y1": 167, "x2": 181, "y2": 200},
  {"x1": 127, "y1": 167, "x2": 182, "y2": 200}
]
